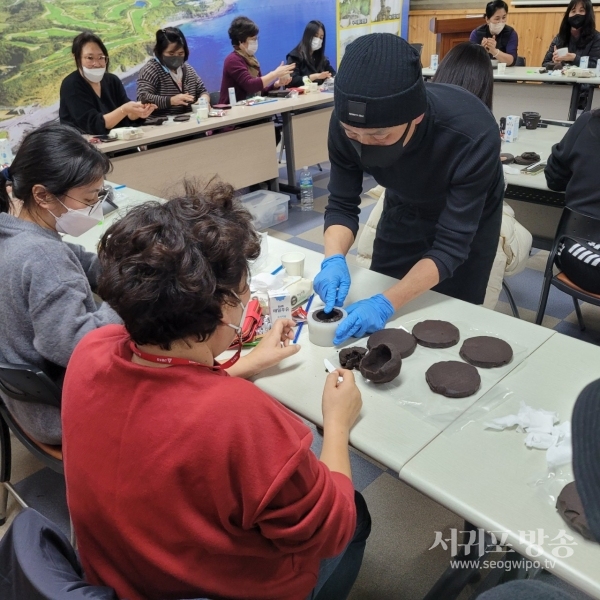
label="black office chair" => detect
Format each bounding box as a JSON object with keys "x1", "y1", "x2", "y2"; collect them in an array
[
  {"x1": 0, "y1": 363, "x2": 63, "y2": 526},
  {"x1": 535, "y1": 208, "x2": 600, "y2": 329},
  {"x1": 209, "y1": 90, "x2": 221, "y2": 106},
  {"x1": 0, "y1": 508, "x2": 118, "y2": 600}
]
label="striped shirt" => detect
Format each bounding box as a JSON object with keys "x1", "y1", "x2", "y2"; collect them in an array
[{"x1": 137, "y1": 58, "x2": 208, "y2": 116}]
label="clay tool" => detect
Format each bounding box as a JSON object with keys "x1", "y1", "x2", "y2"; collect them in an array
[{"x1": 324, "y1": 358, "x2": 344, "y2": 384}]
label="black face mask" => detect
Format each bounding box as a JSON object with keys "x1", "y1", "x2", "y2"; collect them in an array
[
  {"x1": 349, "y1": 121, "x2": 413, "y2": 169},
  {"x1": 163, "y1": 56, "x2": 184, "y2": 70},
  {"x1": 568, "y1": 14, "x2": 586, "y2": 29}
]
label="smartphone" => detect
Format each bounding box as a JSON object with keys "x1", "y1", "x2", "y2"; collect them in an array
[
  {"x1": 522, "y1": 162, "x2": 546, "y2": 175},
  {"x1": 92, "y1": 135, "x2": 117, "y2": 143}
]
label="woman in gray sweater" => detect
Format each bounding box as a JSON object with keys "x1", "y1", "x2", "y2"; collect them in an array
[{"x1": 0, "y1": 123, "x2": 120, "y2": 444}]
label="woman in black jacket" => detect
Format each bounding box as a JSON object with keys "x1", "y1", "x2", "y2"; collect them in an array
[
  {"x1": 545, "y1": 110, "x2": 600, "y2": 294},
  {"x1": 59, "y1": 32, "x2": 156, "y2": 135},
  {"x1": 286, "y1": 20, "x2": 336, "y2": 88},
  {"x1": 542, "y1": 0, "x2": 600, "y2": 69}
]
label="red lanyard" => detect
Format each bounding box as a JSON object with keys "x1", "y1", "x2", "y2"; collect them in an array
[{"x1": 129, "y1": 339, "x2": 241, "y2": 370}]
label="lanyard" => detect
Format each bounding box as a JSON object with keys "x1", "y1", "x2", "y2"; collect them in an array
[{"x1": 129, "y1": 339, "x2": 241, "y2": 370}]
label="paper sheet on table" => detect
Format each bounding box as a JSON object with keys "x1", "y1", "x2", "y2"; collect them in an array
[{"x1": 328, "y1": 319, "x2": 529, "y2": 428}]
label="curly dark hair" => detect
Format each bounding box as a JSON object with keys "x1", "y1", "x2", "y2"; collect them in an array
[
  {"x1": 228, "y1": 16, "x2": 259, "y2": 46},
  {"x1": 97, "y1": 180, "x2": 261, "y2": 349}
]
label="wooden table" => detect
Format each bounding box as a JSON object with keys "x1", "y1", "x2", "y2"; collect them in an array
[
  {"x1": 94, "y1": 92, "x2": 334, "y2": 197},
  {"x1": 423, "y1": 65, "x2": 600, "y2": 121}
]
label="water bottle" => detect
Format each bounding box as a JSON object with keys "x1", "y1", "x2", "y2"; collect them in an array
[{"x1": 299, "y1": 166, "x2": 314, "y2": 211}]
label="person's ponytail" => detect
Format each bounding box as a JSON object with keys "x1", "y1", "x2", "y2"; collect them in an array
[{"x1": 0, "y1": 166, "x2": 11, "y2": 214}]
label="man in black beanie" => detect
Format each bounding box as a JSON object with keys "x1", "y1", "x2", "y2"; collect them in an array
[{"x1": 313, "y1": 34, "x2": 504, "y2": 345}]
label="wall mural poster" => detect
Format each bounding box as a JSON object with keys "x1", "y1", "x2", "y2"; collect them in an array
[
  {"x1": 337, "y1": 0, "x2": 403, "y2": 63},
  {"x1": 0, "y1": 0, "x2": 335, "y2": 150}
]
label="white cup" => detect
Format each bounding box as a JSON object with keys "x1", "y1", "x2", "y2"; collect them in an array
[
  {"x1": 281, "y1": 252, "x2": 305, "y2": 277},
  {"x1": 556, "y1": 47, "x2": 569, "y2": 58},
  {"x1": 497, "y1": 62, "x2": 507, "y2": 74}
]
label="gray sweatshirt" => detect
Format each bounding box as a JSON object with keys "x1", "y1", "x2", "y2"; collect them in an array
[{"x1": 0, "y1": 213, "x2": 120, "y2": 444}]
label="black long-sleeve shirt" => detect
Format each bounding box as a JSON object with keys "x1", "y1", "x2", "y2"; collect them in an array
[
  {"x1": 542, "y1": 31, "x2": 600, "y2": 68},
  {"x1": 545, "y1": 110, "x2": 600, "y2": 219},
  {"x1": 59, "y1": 70, "x2": 134, "y2": 135},
  {"x1": 285, "y1": 48, "x2": 336, "y2": 88},
  {"x1": 325, "y1": 83, "x2": 504, "y2": 281}
]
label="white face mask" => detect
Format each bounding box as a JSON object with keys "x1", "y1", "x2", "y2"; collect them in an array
[
  {"x1": 226, "y1": 293, "x2": 249, "y2": 336},
  {"x1": 311, "y1": 37, "x2": 323, "y2": 51},
  {"x1": 488, "y1": 23, "x2": 505, "y2": 35},
  {"x1": 246, "y1": 40, "x2": 258, "y2": 56},
  {"x1": 82, "y1": 66, "x2": 106, "y2": 83},
  {"x1": 48, "y1": 198, "x2": 104, "y2": 237}
]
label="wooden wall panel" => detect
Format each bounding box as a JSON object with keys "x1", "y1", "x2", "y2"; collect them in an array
[{"x1": 409, "y1": 8, "x2": 600, "y2": 68}]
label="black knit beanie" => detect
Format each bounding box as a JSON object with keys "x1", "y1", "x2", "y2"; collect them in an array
[{"x1": 335, "y1": 33, "x2": 426, "y2": 129}]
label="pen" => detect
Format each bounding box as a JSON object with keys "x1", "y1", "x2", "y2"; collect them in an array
[{"x1": 271, "y1": 265, "x2": 283, "y2": 275}]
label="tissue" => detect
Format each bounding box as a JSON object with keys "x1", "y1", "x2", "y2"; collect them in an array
[{"x1": 486, "y1": 401, "x2": 572, "y2": 469}]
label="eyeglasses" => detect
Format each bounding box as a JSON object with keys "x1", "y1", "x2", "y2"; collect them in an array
[{"x1": 82, "y1": 55, "x2": 107, "y2": 64}]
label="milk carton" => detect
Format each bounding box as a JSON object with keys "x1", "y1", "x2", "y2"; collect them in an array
[
  {"x1": 504, "y1": 115, "x2": 520, "y2": 143},
  {"x1": 268, "y1": 291, "x2": 293, "y2": 322}
]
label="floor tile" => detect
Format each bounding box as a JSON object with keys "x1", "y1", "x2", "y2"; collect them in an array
[
  {"x1": 349, "y1": 473, "x2": 465, "y2": 600},
  {"x1": 553, "y1": 319, "x2": 600, "y2": 345},
  {"x1": 285, "y1": 237, "x2": 326, "y2": 254},
  {"x1": 270, "y1": 209, "x2": 325, "y2": 236},
  {"x1": 296, "y1": 225, "x2": 326, "y2": 246},
  {"x1": 267, "y1": 230, "x2": 293, "y2": 241},
  {"x1": 494, "y1": 299, "x2": 562, "y2": 329},
  {"x1": 526, "y1": 249, "x2": 550, "y2": 272},
  {"x1": 502, "y1": 268, "x2": 580, "y2": 320},
  {"x1": 563, "y1": 302, "x2": 600, "y2": 331}
]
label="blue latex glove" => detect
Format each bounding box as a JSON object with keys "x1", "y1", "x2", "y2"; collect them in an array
[
  {"x1": 333, "y1": 294, "x2": 395, "y2": 346},
  {"x1": 313, "y1": 254, "x2": 351, "y2": 313}
]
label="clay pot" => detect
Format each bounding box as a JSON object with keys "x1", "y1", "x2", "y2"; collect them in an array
[{"x1": 359, "y1": 343, "x2": 402, "y2": 384}]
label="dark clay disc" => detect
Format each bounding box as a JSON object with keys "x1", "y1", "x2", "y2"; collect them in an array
[
  {"x1": 359, "y1": 343, "x2": 402, "y2": 384},
  {"x1": 339, "y1": 347, "x2": 367, "y2": 370},
  {"x1": 459, "y1": 336, "x2": 513, "y2": 368},
  {"x1": 425, "y1": 361, "x2": 481, "y2": 398},
  {"x1": 367, "y1": 329, "x2": 417, "y2": 359},
  {"x1": 312, "y1": 308, "x2": 344, "y2": 324},
  {"x1": 556, "y1": 481, "x2": 594, "y2": 541},
  {"x1": 412, "y1": 320, "x2": 460, "y2": 349}
]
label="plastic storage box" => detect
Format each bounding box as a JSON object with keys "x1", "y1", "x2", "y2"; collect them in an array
[{"x1": 240, "y1": 190, "x2": 289, "y2": 231}]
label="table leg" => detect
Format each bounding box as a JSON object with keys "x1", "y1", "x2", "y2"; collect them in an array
[
  {"x1": 584, "y1": 84, "x2": 595, "y2": 113},
  {"x1": 281, "y1": 112, "x2": 298, "y2": 190},
  {"x1": 568, "y1": 84, "x2": 580, "y2": 121}
]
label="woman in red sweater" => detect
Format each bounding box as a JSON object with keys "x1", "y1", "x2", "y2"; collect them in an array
[
  {"x1": 62, "y1": 180, "x2": 370, "y2": 600},
  {"x1": 219, "y1": 16, "x2": 296, "y2": 104}
]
